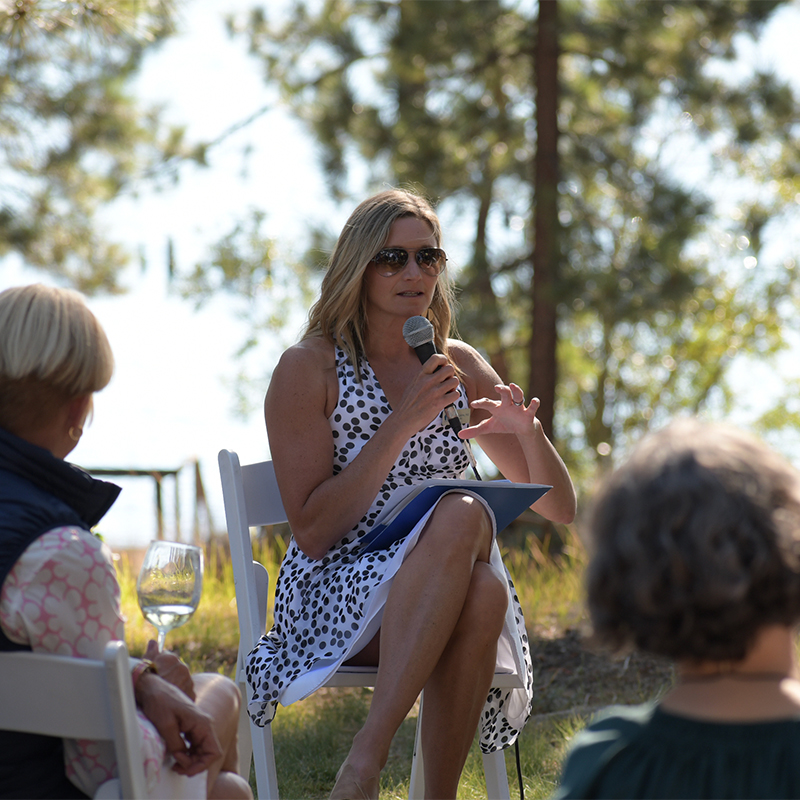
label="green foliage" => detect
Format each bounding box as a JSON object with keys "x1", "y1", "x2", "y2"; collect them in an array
[
  {"x1": 181, "y1": 209, "x2": 317, "y2": 320},
  {"x1": 116, "y1": 539, "x2": 282, "y2": 673},
  {"x1": 236, "y1": 0, "x2": 536, "y2": 372},
  {"x1": 554, "y1": 0, "x2": 800, "y2": 476},
  {"x1": 752, "y1": 376, "x2": 800, "y2": 459},
  {"x1": 229, "y1": 0, "x2": 800, "y2": 489},
  {"x1": 180, "y1": 209, "x2": 320, "y2": 413},
  {"x1": 0, "y1": 0, "x2": 198, "y2": 292},
  {"x1": 559, "y1": 263, "x2": 798, "y2": 484}
]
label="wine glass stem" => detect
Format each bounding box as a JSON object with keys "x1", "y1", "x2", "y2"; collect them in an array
[{"x1": 157, "y1": 630, "x2": 166, "y2": 650}]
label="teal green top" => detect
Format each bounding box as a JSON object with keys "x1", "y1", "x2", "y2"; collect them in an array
[{"x1": 554, "y1": 703, "x2": 800, "y2": 799}]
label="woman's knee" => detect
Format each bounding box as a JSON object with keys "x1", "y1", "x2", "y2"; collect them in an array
[
  {"x1": 194, "y1": 673, "x2": 241, "y2": 737},
  {"x1": 427, "y1": 493, "x2": 494, "y2": 556},
  {"x1": 194, "y1": 674, "x2": 248, "y2": 793},
  {"x1": 194, "y1": 673, "x2": 241, "y2": 706},
  {"x1": 208, "y1": 771, "x2": 253, "y2": 800}
]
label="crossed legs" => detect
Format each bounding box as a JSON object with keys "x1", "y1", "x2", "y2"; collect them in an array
[
  {"x1": 334, "y1": 494, "x2": 509, "y2": 799},
  {"x1": 419, "y1": 562, "x2": 507, "y2": 797}
]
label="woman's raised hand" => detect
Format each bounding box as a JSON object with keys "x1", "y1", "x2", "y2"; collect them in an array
[{"x1": 458, "y1": 382, "x2": 543, "y2": 439}]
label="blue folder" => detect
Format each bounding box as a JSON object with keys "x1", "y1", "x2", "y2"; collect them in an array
[{"x1": 360, "y1": 479, "x2": 551, "y2": 553}]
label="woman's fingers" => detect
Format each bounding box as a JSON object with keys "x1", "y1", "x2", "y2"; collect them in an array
[{"x1": 460, "y1": 385, "x2": 542, "y2": 439}]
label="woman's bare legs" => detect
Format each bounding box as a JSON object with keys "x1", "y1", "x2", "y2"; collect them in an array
[
  {"x1": 334, "y1": 494, "x2": 508, "y2": 798},
  {"x1": 419, "y1": 562, "x2": 507, "y2": 797},
  {"x1": 193, "y1": 673, "x2": 254, "y2": 799}
]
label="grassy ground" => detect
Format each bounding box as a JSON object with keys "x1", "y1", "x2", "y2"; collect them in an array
[{"x1": 116, "y1": 531, "x2": 674, "y2": 799}]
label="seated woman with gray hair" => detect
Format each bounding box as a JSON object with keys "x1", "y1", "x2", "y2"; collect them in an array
[
  {"x1": 555, "y1": 418, "x2": 800, "y2": 799},
  {"x1": 0, "y1": 284, "x2": 251, "y2": 799}
]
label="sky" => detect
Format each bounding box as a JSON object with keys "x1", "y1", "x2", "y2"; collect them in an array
[
  {"x1": 3, "y1": 0, "x2": 800, "y2": 549},
  {"x1": 3, "y1": 0, "x2": 335, "y2": 548}
]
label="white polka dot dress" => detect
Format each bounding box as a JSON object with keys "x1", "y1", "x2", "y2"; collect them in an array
[{"x1": 245, "y1": 348, "x2": 534, "y2": 753}]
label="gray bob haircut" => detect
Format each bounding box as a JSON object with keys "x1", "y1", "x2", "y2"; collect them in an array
[{"x1": 0, "y1": 284, "x2": 114, "y2": 430}]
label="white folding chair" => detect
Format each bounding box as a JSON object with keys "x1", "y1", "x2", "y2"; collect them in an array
[
  {"x1": 219, "y1": 448, "x2": 523, "y2": 800},
  {"x1": 0, "y1": 640, "x2": 206, "y2": 800},
  {"x1": 0, "y1": 640, "x2": 146, "y2": 799}
]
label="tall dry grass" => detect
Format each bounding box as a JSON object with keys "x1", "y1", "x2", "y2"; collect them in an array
[
  {"x1": 116, "y1": 539, "x2": 281, "y2": 674},
  {"x1": 113, "y1": 531, "x2": 641, "y2": 799}
]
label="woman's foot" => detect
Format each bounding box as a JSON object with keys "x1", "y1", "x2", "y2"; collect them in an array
[{"x1": 328, "y1": 762, "x2": 379, "y2": 800}]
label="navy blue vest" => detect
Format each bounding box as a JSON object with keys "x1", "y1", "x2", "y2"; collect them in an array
[{"x1": 0, "y1": 426, "x2": 120, "y2": 798}]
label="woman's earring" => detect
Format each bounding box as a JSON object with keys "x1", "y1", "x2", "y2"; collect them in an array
[
  {"x1": 426, "y1": 307, "x2": 433, "y2": 321},
  {"x1": 68, "y1": 426, "x2": 83, "y2": 442}
]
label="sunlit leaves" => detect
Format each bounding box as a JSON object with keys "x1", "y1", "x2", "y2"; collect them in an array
[
  {"x1": 0, "y1": 0, "x2": 194, "y2": 292},
  {"x1": 180, "y1": 208, "x2": 320, "y2": 412},
  {"x1": 230, "y1": 0, "x2": 800, "y2": 486}
]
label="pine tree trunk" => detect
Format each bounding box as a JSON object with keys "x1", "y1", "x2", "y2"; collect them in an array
[{"x1": 529, "y1": 0, "x2": 560, "y2": 441}]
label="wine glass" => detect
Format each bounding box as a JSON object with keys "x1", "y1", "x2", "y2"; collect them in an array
[{"x1": 136, "y1": 541, "x2": 203, "y2": 650}]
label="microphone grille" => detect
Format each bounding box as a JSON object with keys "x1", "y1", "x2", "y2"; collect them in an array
[{"x1": 403, "y1": 316, "x2": 434, "y2": 348}]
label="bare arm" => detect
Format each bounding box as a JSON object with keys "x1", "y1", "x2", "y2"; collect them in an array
[
  {"x1": 265, "y1": 338, "x2": 462, "y2": 559},
  {"x1": 451, "y1": 341, "x2": 577, "y2": 524}
]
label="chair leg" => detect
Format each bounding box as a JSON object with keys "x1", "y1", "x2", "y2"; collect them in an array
[
  {"x1": 407, "y1": 693, "x2": 425, "y2": 800},
  {"x1": 250, "y1": 720, "x2": 280, "y2": 800},
  {"x1": 236, "y1": 690, "x2": 253, "y2": 781},
  {"x1": 407, "y1": 696, "x2": 511, "y2": 800},
  {"x1": 482, "y1": 749, "x2": 511, "y2": 800},
  {"x1": 238, "y1": 672, "x2": 280, "y2": 800}
]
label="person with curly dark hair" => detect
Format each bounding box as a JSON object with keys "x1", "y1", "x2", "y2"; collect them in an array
[{"x1": 555, "y1": 418, "x2": 800, "y2": 799}]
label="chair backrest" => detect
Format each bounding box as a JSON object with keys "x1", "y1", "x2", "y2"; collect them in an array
[
  {"x1": 218, "y1": 448, "x2": 520, "y2": 800},
  {"x1": 218, "y1": 450, "x2": 283, "y2": 658},
  {"x1": 0, "y1": 640, "x2": 147, "y2": 799}
]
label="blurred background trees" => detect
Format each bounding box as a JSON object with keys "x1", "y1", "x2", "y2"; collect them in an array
[
  {"x1": 227, "y1": 0, "x2": 800, "y2": 484},
  {"x1": 3, "y1": 0, "x2": 799, "y2": 492},
  {"x1": 0, "y1": 0, "x2": 199, "y2": 292}
]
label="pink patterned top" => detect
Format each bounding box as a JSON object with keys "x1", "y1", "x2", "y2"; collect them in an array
[{"x1": 0, "y1": 526, "x2": 166, "y2": 796}]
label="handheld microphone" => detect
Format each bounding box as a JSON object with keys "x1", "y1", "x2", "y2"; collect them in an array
[
  {"x1": 402, "y1": 316, "x2": 462, "y2": 434},
  {"x1": 402, "y1": 315, "x2": 482, "y2": 480}
]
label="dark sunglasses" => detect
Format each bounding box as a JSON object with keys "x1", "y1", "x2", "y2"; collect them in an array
[{"x1": 370, "y1": 247, "x2": 447, "y2": 277}]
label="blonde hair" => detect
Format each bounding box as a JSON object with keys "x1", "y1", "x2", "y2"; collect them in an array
[
  {"x1": 304, "y1": 189, "x2": 457, "y2": 372},
  {"x1": 0, "y1": 284, "x2": 114, "y2": 433}
]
